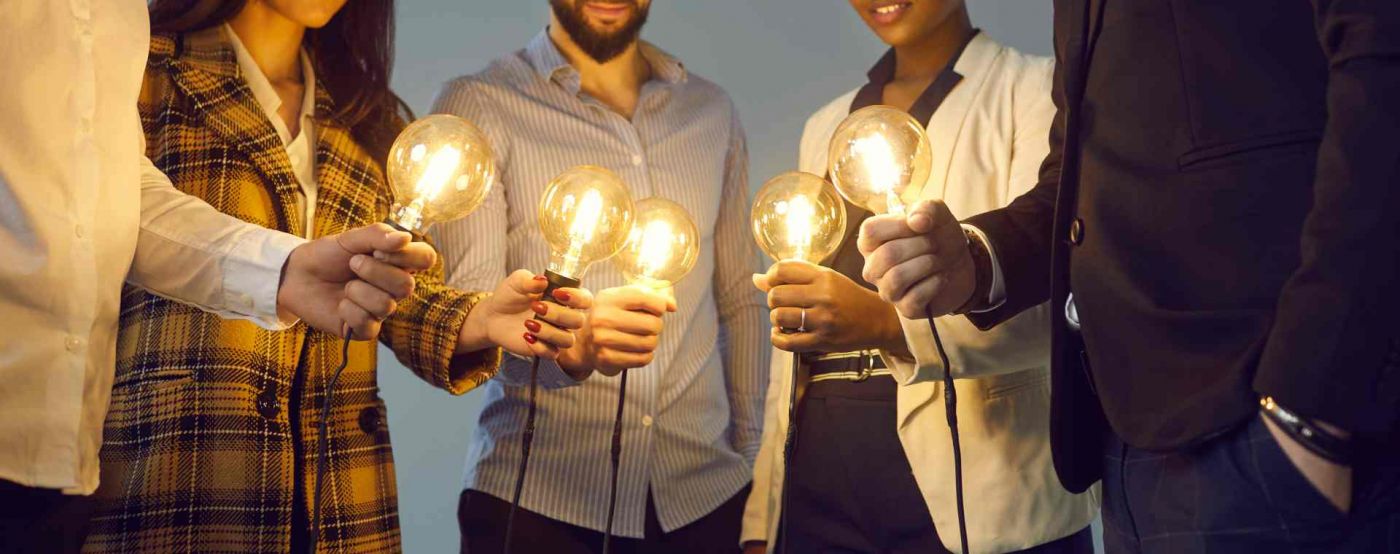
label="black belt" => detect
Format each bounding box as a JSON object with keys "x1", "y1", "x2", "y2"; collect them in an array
[{"x1": 804, "y1": 351, "x2": 890, "y2": 383}]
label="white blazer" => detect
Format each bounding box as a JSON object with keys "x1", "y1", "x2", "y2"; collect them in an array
[{"x1": 741, "y1": 34, "x2": 1100, "y2": 554}]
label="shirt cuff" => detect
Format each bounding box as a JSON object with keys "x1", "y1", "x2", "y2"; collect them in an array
[
  {"x1": 962, "y1": 224, "x2": 1006, "y2": 312},
  {"x1": 495, "y1": 353, "x2": 587, "y2": 389},
  {"x1": 223, "y1": 228, "x2": 305, "y2": 330}
]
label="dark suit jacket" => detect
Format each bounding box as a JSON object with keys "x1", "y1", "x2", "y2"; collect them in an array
[{"x1": 965, "y1": 0, "x2": 1400, "y2": 493}]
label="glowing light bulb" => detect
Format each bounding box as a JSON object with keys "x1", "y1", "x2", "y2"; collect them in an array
[
  {"x1": 750, "y1": 171, "x2": 847, "y2": 264},
  {"x1": 827, "y1": 105, "x2": 931, "y2": 215},
  {"x1": 538, "y1": 166, "x2": 635, "y2": 289},
  {"x1": 614, "y1": 197, "x2": 701, "y2": 289},
  {"x1": 386, "y1": 114, "x2": 496, "y2": 233}
]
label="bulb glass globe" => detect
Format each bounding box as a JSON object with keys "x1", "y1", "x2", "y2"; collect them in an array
[
  {"x1": 827, "y1": 105, "x2": 931, "y2": 215},
  {"x1": 614, "y1": 197, "x2": 701, "y2": 289},
  {"x1": 385, "y1": 114, "x2": 496, "y2": 233},
  {"x1": 538, "y1": 166, "x2": 635, "y2": 284},
  {"x1": 750, "y1": 171, "x2": 847, "y2": 264}
]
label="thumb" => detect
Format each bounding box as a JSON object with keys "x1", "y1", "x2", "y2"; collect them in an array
[
  {"x1": 906, "y1": 200, "x2": 942, "y2": 233},
  {"x1": 752, "y1": 273, "x2": 773, "y2": 293},
  {"x1": 336, "y1": 223, "x2": 412, "y2": 256}
]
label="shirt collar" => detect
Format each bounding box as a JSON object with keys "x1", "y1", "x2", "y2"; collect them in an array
[
  {"x1": 851, "y1": 29, "x2": 980, "y2": 125},
  {"x1": 224, "y1": 24, "x2": 317, "y2": 143},
  {"x1": 524, "y1": 29, "x2": 687, "y2": 94}
]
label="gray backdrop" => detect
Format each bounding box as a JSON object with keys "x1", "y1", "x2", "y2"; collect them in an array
[{"x1": 382, "y1": 2, "x2": 1055, "y2": 551}]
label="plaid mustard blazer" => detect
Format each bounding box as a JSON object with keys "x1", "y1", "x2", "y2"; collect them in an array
[{"x1": 85, "y1": 27, "x2": 500, "y2": 553}]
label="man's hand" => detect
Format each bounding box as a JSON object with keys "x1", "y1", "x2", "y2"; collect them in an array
[
  {"x1": 1260, "y1": 413, "x2": 1353, "y2": 512},
  {"x1": 457, "y1": 270, "x2": 594, "y2": 360},
  {"x1": 558, "y1": 285, "x2": 677, "y2": 378},
  {"x1": 858, "y1": 199, "x2": 975, "y2": 319},
  {"x1": 277, "y1": 223, "x2": 436, "y2": 340},
  {"x1": 754, "y1": 260, "x2": 907, "y2": 355}
]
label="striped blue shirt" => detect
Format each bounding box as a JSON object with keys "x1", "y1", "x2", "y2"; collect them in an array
[{"x1": 430, "y1": 31, "x2": 769, "y2": 537}]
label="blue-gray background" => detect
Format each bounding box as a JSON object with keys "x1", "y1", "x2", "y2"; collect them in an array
[{"x1": 382, "y1": 2, "x2": 1056, "y2": 551}]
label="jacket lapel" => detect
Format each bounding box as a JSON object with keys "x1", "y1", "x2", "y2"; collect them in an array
[
  {"x1": 925, "y1": 33, "x2": 1003, "y2": 203},
  {"x1": 166, "y1": 27, "x2": 306, "y2": 237}
]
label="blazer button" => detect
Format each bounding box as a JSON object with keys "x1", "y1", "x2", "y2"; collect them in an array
[
  {"x1": 256, "y1": 389, "x2": 281, "y2": 419},
  {"x1": 1068, "y1": 218, "x2": 1085, "y2": 246},
  {"x1": 359, "y1": 406, "x2": 382, "y2": 435}
]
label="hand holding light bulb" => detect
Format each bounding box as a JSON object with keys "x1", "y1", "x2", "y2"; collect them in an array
[{"x1": 456, "y1": 270, "x2": 596, "y2": 360}]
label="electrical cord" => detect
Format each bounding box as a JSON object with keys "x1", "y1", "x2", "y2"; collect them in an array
[
  {"x1": 927, "y1": 318, "x2": 969, "y2": 554},
  {"x1": 310, "y1": 329, "x2": 354, "y2": 553},
  {"x1": 503, "y1": 355, "x2": 541, "y2": 554},
  {"x1": 601, "y1": 370, "x2": 629, "y2": 553},
  {"x1": 777, "y1": 354, "x2": 799, "y2": 554}
]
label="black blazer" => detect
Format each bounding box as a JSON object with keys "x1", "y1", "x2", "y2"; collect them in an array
[{"x1": 965, "y1": 0, "x2": 1400, "y2": 493}]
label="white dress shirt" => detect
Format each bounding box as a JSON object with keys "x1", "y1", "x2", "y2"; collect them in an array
[
  {"x1": 225, "y1": 24, "x2": 319, "y2": 238},
  {"x1": 0, "y1": 1, "x2": 305, "y2": 495}
]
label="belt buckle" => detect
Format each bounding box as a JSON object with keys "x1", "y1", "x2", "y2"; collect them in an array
[{"x1": 851, "y1": 352, "x2": 875, "y2": 383}]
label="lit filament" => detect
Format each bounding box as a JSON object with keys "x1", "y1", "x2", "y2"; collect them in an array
[
  {"x1": 562, "y1": 189, "x2": 605, "y2": 275},
  {"x1": 413, "y1": 146, "x2": 464, "y2": 203},
  {"x1": 636, "y1": 219, "x2": 676, "y2": 279},
  {"x1": 851, "y1": 133, "x2": 905, "y2": 214},
  {"x1": 779, "y1": 196, "x2": 816, "y2": 261}
]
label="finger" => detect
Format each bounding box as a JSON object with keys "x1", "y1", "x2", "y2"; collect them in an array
[
  {"x1": 878, "y1": 254, "x2": 938, "y2": 304},
  {"x1": 337, "y1": 223, "x2": 412, "y2": 255},
  {"x1": 338, "y1": 299, "x2": 383, "y2": 341},
  {"x1": 344, "y1": 280, "x2": 398, "y2": 320},
  {"x1": 905, "y1": 199, "x2": 955, "y2": 234},
  {"x1": 370, "y1": 241, "x2": 437, "y2": 272},
  {"x1": 599, "y1": 286, "x2": 670, "y2": 316},
  {"x1": 857, "y1": 215, "x2": 919, "y2": 256},
  {"x1": 522, "y1": 332, "x2": 562, "y2": 360},
  {"x1": 658, "y1": 286, "x2": 679, "y2": 313},
  {"x1": 592, "y1": 327, "x2": 661, "y2": 354},
  {"x1": 537, "y1": 303, "x2": 586, "y2": 331},
  {"x1": 524, "y1": 319, "x2": 576, "y2": 350},
  {"x1": 593, "y1": 309, "x2": 664, "y2": 336},
  {"x1": 767, "y1": 284, "x2": 818, "y2": 310},
  {"x1": 769, "y1": 307, "x2": 806, "y2": 331},
  {"x1": 769, "y1": 329, "x2": 818, "y2": 353},
  {"x1": 554, "y1": 287, "x2": 594, "y2": 311},
  {"x1": 506, "y1": 270, "x2": 549, "y2": 297},
  {"x1": 891, "y1": 274, "x2": 942, "y2": 319},
  {"x1": 596, "y1": 349, "x2": 655, "y2": 371},
  {"x1": 350, "y1": 255, "x2": 416, "y2": 299},
  {"x1": 768, "y1": 260, "x2": 820, "y2": 287},
  {"x1": 752, "y1": 273, "x2": 773, "y2": 293},
  {"x1": 861, "y1": 234, "x2": 939, "y2": 285}
]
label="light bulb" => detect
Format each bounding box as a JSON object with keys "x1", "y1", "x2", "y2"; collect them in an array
[
  {"x1": 827, "y1": 105, "x2": 931, "y2": 215},
  {"x1": 538, "y1": 165, "x2": 635, "y2": 288},
  {"x1": 614, "y1": 198, "x2": 701, "y2": 289},
  {"x1": 750, "y1": 171, "x2": 848, "y2": 264},
  {"x1": 386, "y1": 114, "x2": 496, "y2": 233}
]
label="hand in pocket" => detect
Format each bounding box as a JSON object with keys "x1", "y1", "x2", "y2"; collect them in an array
[{"x1": 1260, "y1": 413, "x2": 1353, "y2": 513}]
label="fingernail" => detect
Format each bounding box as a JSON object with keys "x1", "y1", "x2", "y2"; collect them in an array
[
  {"x1": 552, "y1": 289, "x2": 571, "y2": 302},
  {"x1": 531, "y1": 302, "x2": 548, "y2": 316},
  {"x1": 534, "y1": 275, "x2": 548, "y2": 281},
  {"x1": 523, "y1": 333, "x2": 537, "y2": 344},
  {"x1": 351, "y1": 255, "x2": 366, "y2": 271},
  {"x1": 524, "y1": 320, "x2": 541, "y2": 333},
  {"x1": 374, "y1": 251, "x2": 388, "y2": 261}
]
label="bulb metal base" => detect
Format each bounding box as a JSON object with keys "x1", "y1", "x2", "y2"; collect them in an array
[{"x1": 542, "y1": 270, "x2": 581, "y2": 301}]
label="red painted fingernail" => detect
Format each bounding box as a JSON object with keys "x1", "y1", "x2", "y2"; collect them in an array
[
  {"x1": 531, "y1": 302, "x2": 548, "y2": 316},
  {"x1": 524, "y1": 320, "x2": 541, "y2": 333},
  {"x1": 534, "y1": 275, "x2": 548, "y2": 281},
  {"x1": 552, "y1": 289, "x2": 571, "y2": 302},
  {"x1": 523, "y1": 333, "x2": 537, "y2": 344}
]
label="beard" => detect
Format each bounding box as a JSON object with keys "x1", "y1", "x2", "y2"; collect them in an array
[{"x1": 549, "y1": 0, "x2": 650, "y2": 64}]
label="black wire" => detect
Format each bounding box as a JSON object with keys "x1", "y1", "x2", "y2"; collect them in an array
[
  {"x1": 927, "y1": 317, "x2": 969, "y2": 554},
  {"x1": 310, "y1": 329, "x2": 354, "y2": 553},
  {"x1": 601, "y1": 370, "x2": 628, "y2": 554},
  {"x1": 778, "y1": 353, "x2": 799, "y2": 554},
  {"x1": 503, "y1": 355, "x2": 541, "y2": 554}
]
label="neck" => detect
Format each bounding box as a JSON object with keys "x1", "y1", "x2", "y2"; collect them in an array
[
  {"x1": 228, "y1": 3, "x2": 306, "y2": 84},
  {"x1": 548, "y1": 16, "x2": 651, "y2": 103},
  {"x1": 891, "y1": 9, "x2": 974, "y2": 81}
]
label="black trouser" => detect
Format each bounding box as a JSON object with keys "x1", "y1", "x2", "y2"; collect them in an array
[
  {"x1": 0, "y1": 479, "x2": 94, "y2": 553},
  {"x1": 458, "y1": 486, "x2": 748, "y2": 554},
  {"x1": 1103, "y1": 415, "x2": 1400, "y2": 553},
  {"x1": 781, "y1": 377, "x2": 1095, "y2": 554}
]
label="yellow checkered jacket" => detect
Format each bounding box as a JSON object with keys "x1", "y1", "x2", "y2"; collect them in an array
[{"x1": 85, "y1": 27, "x2": 499, "y2": 553}]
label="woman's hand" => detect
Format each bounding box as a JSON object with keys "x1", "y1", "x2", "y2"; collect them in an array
[
  {"x1": 755, "y1": 260, "x2": 908, "y2": 355},
  {"x1": 557, "y1": 285, "x2": 678, "y2": 378},
  {"x1": 457, "y1": 270, "x2": 593, "y2": 360}
]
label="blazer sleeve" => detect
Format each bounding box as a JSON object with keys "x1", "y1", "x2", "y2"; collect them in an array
[
  {"x1": 380, "y1": 233, "x2": 501, "y2": 396},
  {"x1": 740, "y1": 348, "x2": 791, "y2": 548},
  {"x1": 1253, "y1": 0, "x2": 1400, "y2": 437},
  {"x1": 962, "y1": 43, "x2": 1070, "y2": 331},
  {"x1": 880, "y1": 56, "x2": 1058, "y2": 384}
]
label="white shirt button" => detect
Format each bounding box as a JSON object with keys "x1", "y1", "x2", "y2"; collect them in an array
[
  {"x1": 631, "y1": 154, "x2": 643, "y2": 166},
  {"x1": 641, "y1": 415, "x2": 654, "y2": 427},
  {"x1": 65, "y1": 336, "x2": 83, "y2": 353}
]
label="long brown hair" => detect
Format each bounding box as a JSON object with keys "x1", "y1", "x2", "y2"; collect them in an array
[{"x1": 149, "y1": 0, "x2": 412, "y2": 165}]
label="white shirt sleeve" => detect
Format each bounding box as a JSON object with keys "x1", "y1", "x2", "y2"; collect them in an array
[{"x1": 127, "y1": 151, "x2": 304, "y2": 330}]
